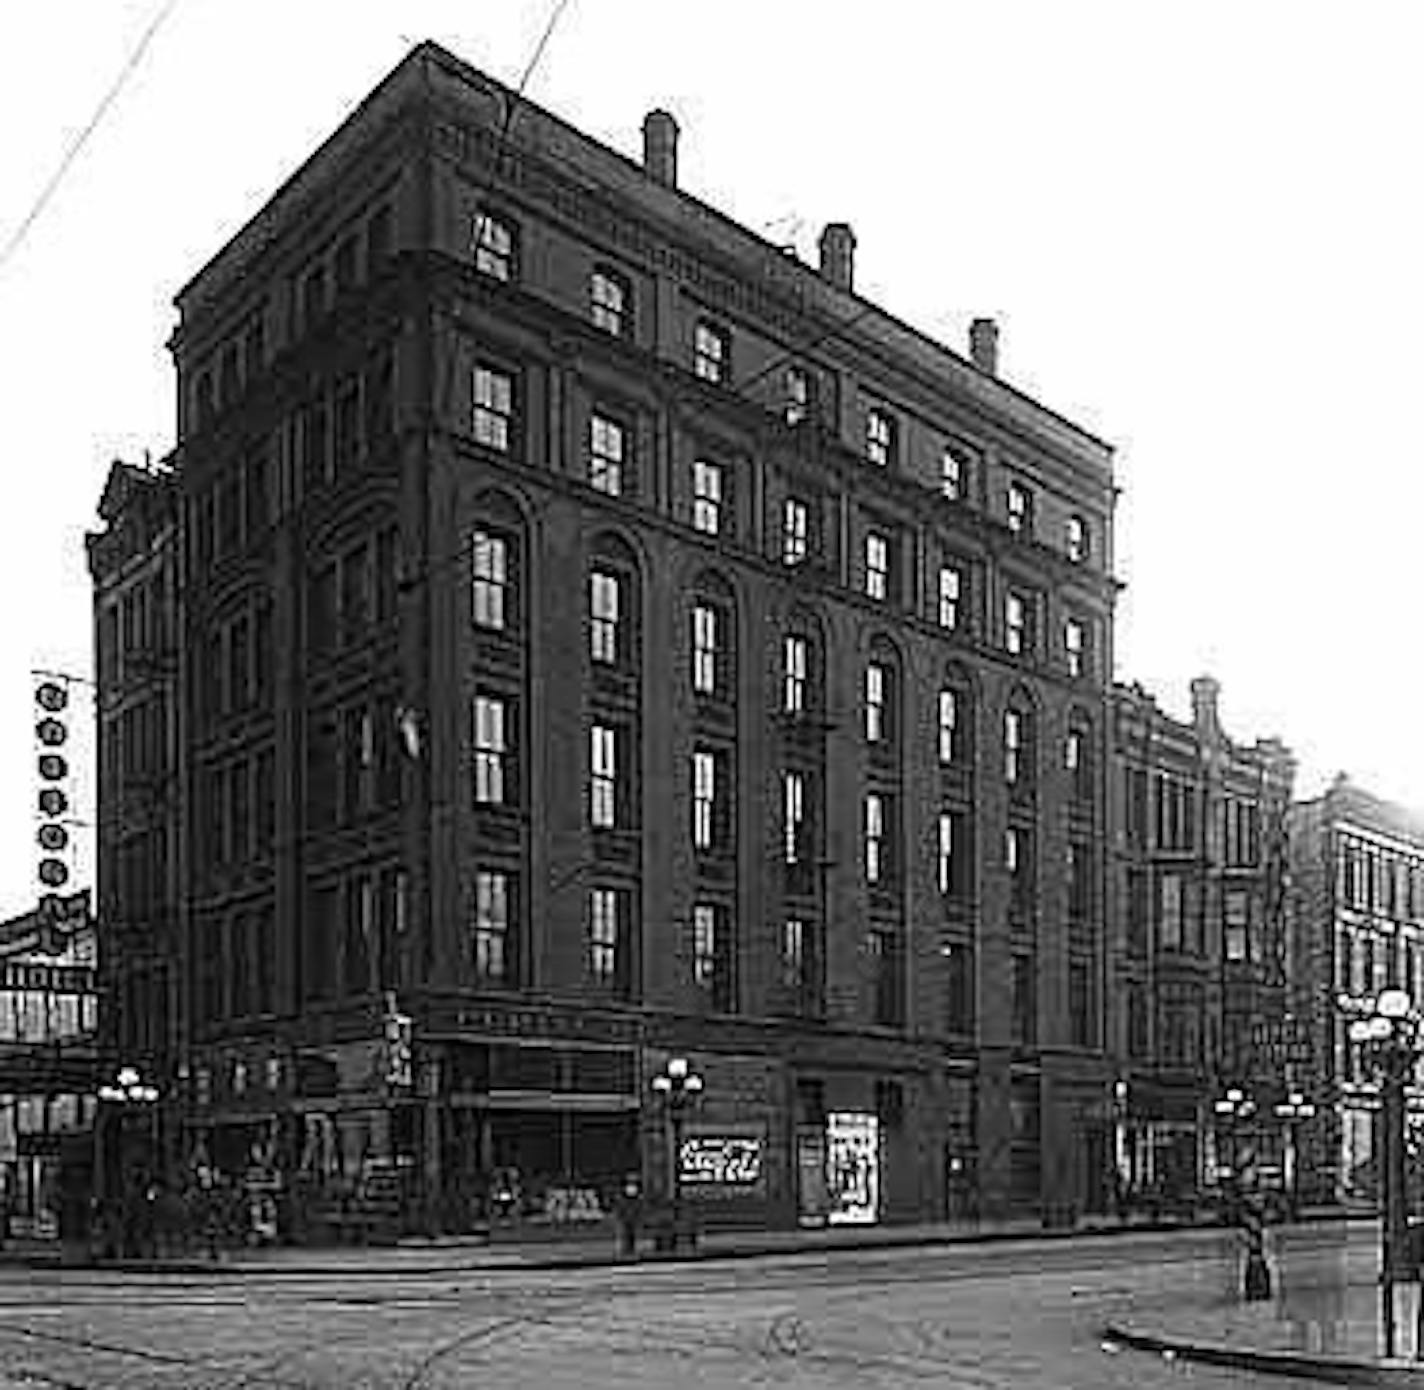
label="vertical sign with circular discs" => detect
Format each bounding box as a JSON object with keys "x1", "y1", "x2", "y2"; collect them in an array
[{"x1": 34, "y1": 676, "x2": 73, "y2": 903}]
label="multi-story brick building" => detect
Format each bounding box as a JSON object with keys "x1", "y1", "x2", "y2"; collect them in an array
[
  {"x1": 1289, "y1": 774, "x2": 1424, "y2": 1204},
  {"x1": 103, "y1": 40, "x2": 1121, "y2": 1235},
  {"x1": 1110, "y1": 677, "x2": 1295, "y2": 1207}
]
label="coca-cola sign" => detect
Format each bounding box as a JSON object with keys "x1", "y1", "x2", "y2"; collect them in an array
[{"x1": 679, "y1": 1135, "x2": 763, "y2": 1186}]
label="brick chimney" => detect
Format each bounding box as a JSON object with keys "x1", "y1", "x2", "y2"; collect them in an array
[
  {"x1": 642, "y1": 110, "x2": 679, "y2": 188},
  {"x1": 1190, "y1": 675, "x2": 1223, "y2": 741},
  {"x1": 969, "y1": 318, "x2": 999, "y2": 375},
  {"x1": 817, "y1": 223, "x2": 856, "y2": 292}
]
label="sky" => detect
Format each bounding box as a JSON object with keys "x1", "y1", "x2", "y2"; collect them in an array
[{"x1": 1, "y1": 0, "x2": 1420, "y2": 922}]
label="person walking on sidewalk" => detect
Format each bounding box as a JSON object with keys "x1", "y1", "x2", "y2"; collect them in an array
[{"x1": 615, "y1": 1174, "x2": 643, "y2": 1259}]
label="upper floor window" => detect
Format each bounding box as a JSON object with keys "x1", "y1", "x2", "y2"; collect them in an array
[
  {"x1": 785, "y1": 367, "x2": 812, "y2": 425},
  {"x1": 472, "y1": 366, "x2": 513, "y2": 452},
  {"x1": 474, "y1": 869, "x2": 512, "y2": 984},
  {"x1": 589, "y1": 887, "x2": 625, "y2": 986},
  {"x1": 939, "y1": 810, "x2": 970, "y2": 897},
  {"x1": 693, "y1": 460, "x2": 724, "y2": 535},
  {"x1": 1067, "y1": 515, "x2": 1090, "y2": 563},
  {"x1": 1007, "y1": 481, "x2": 1032, "y2": 536},
  {"x1": 692, "y1": 902, "x2": 731, "y2": 1006},
  {"x1": 590, "y1": 269, "x2": 630, "y2": 336},
  {"x1": 1065, "y1": 727, "x2": 1091, "y2": 796},
  {"x1": 865, "y1": 532, "x2": 889, "y2": 601},
  {"x1": 1004, "y1": 707, "x2": 1029, "y2": 786},
  {"x1": 866, "y1": 408, "x2": 895, "y2": 467},
  {"x1": 865, "y1": 663, "x2": 888, "y2": 744},
  {"x1": 472, "y1": 530, "x2": 510, "y2": 630},
  {"x1": 589, "y1": 414, "x2": 626, "y2": 496},
  {"x1": 942, "y1": 444, "x2": 971, "y2": 501},
  {"x1": 589, "y1": 570, "x2": 621, "y2": 664},
  {"x1": 1005, "y1": 591, "x2": 1028, "y2": 655},
  {"x1": 784, "y1": 770, "x2": 806, "y2": 864},
  {"x1": 784, "y1": 634, "x2": 808, "y2": 715},
  {"x1": 694, "y1": 320, "x2": 729, "y2": 383},
  {"x1": 783, "y1": 497, "x2": 809, "y2": 565},
  {"x1": 692, "y1": 749, "x2": 718, "y2": 850},
  {"x1": 938, "y1": 565, "x2": 962, "y2": 631},
  {"x1": 692, "y1": 603, "x2": 720, "y2": 696},
  {"x1": 473, "y1": 694, "x2": 508, "y2": 805},
  {"x1": 590, "y1": 724, "x2": 618, "y2": 828},
  {"x1": 473, "y1": 212, "x2": 517, "y2": 281},
  {"x1": 1064, "y1": 617, "x2": 1086, "y2": 678},
  {"x1": 865, "y1": 794, "x2": 887, "y2": 884},
  {"x1": 938, "y1": 686, "x2": 971, "y2": 765}
]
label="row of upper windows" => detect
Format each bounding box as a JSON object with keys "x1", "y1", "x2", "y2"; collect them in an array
[
  {"x1": 1337, "y1": 836, "x2": 1424, "y2": 920},
  {"x1": 466, "y1": 208, "x2": 1101, "y2": 565},
  {"x1": 471, "y1": 412, "x2": 1100, "y2": 677}
]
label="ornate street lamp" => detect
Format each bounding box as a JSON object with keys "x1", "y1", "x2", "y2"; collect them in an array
[
  {"x1": 1273, "y1": 1090, "x2": 1317, "y2": 1212},
  {"x1": 1213, "y1": 1086, "x2": 1272, "y2": 1300},
  {"x1": 1345, "y1": 987, "x2": 1421, "y2": 1360},
  {"x1": 95, "y1": 1066, "x2": 161, "y2": 1259},
  {"x1": 650, "y1": 1056, "x2": 703, "y2": 1253}
]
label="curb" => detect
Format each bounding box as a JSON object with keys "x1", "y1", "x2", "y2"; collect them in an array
[
  {"x1": 1104, "y1": 1321, "x2": 1419, "y2": 1386},
  {"x1": 0, "y1": 1217, "x2": 1291, "y2": 1280}
]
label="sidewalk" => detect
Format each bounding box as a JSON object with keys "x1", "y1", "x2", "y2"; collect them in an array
[
  {"x1": 0, "y1": 1211, "x2": 1224, "y2": 1278},
  {"x1": 1106, "y1": 1231, "x2": 1424, "y2": 1385}
]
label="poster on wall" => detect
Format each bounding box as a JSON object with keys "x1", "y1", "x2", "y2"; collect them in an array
[
  {"x1": 826, "y1": 1111, "x2": 879, "y2": 1225},
  {"x1": 796, "y1": 1128, "x2": 829, "y2": 1227}
]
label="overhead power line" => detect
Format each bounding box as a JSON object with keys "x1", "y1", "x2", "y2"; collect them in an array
[{"x1": 0, "y1": 0, "x2": 180, "y2": 279}]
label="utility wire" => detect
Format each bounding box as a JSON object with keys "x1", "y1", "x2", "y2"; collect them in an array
[{"x1": 0, "y1": 0, "x2": 180, "y2": 279}]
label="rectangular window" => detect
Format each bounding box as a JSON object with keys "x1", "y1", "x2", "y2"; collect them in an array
[
  {"x1": 1068, "y1": 842, "x2": 1091, "y2": 920},
  {"x1": 1159, "y1": 872, "x2": 1183, "y2": 951},
  {"x1": 865, "y1": 793, "x2": 886, "y2": 884},
  {"x1": 1069, "y1": 959, "x2": 1093, "y2": 1046},
  {"x1": 589, "y1": 414, "x2": 625, "y2": 496},
  {"x1": 865, "y1": 663, "x2": 887, "y2": 743},
  {"x1": 783, "y1": 769, "x2": 806, "y2": 864},
  {"x1": 692, "y1": 903, "x2": 728, "y2": 1004},
  {"x1": 1064, "y1": 618, "x2": 1086, "y2": 678},
  {"x1": 783, "y1": 497, "x2": 809, "y2": 565},
  {"x1": 590, "y1": 570, "x2": 620, "y2": 664},
  {"x1": 939, "y1": 566, "x2": 962, "y2": 630},
  {"x1": 784, "y1": 635, "x2": 807, "y2": 714},
  {"x1": 472, "y1": 366, "x2": 513, "y2": 451},
  {"x1": 693, "y1": 749, "x2": 717, "y2": 850},
  {"x1": 946, "y1": 943, "x2": 974, "y2": 1033},
  {"x1": 866, "y1": 408, "x2": 894, "y2": 467},
  {"x1": 473, "y1": 695, "x2": 507, "y2": 805},
  {"x1": 589, "y1": 887, "x2": 622, "y2": 983},
  {"x1": 784, "y1": 367, "x2": 811, "y2": 425},
  {"x1": 693, "y1": 459, "x2": 723, "y2": 535},
  {"x1": 1224, "y1": 888, "x2": 1250, "y2": 962},
  {"x1": 938, "y1": 812, "x2": 956, "y2": 895},
  {"x1": 694, "y1": 321, "x2": 728, "y2": 383},
  {"x1": 1067, "y1": 515, "x2": 1089, "y2": 563},
  {"x1": 1005, "y1": 592, "x2": 1027, "y2": 655},
  {"x1": 1007, "y1": 481, "x2": 1031, "y2": 535},
  {"x1": 782, "y1": 917, "x2": 806, "y2": 990},
  {"x1": 473, "y1": 213, "x2": 515, "y2": 280},
  {"x1": 942, "y1": 444, "x2": 969, "y2": 501},
  {"x1": 1004, "y1": 709, "x2": 1023, "y2": 785},
  {"x1": 692, "y1": 603, "x2": 719, "y2": 695},
  {"x1": 871, "y1": 928, "x2": 903, "y2": 1026},
  {"x1": 865, "y1": 532, "x2": 889, "y2": 600},
  {"x1": 590, "y1": 270, "x2": 627, "y2": 336},
  {"x1": 590, "y1": 724, "x2": 617, "y2": 829},
  {"x1": 938, "y1": 689, "x2": 960, "y2": 764},
  {"x1": 474, "y1": 870, "x2": 510, "y2": 983},
  {"x1": 473, "y1": 530, "x2": 509, "y2": 630},
  {"x1": 1012, "y1": 954, "x2": 1036, "y2": 1043},
  {"x1": 1065, "y1": 728, "x2": 1086, "y2": 784},
  {"x1": 1006, "y1": 827, "x2": 1033, "y2": 915}
]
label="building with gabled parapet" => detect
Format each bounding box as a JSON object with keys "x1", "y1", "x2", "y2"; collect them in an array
[{"x1": 1109, "y1": 677, "x2": 1295, "y2": 1208}]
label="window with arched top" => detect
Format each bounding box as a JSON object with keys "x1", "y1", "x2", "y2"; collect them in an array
[
  {"x1": 1003, "y1": 692, "x2": 1037, "y2": 795},
  {"x1": 865, "y1": 636, "x2": 902, "y2": 756},
  {"x1": 939, "y1": 667, "x2": 976, "y2": 769},
  {"x1": 1065, "y1": 711, "x2": 1094, "y2": 805}
]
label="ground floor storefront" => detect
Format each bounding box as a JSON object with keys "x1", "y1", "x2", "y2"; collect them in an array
[{"x1": 179, "y1": 1001, "x2": 1118, "y2": 1244}]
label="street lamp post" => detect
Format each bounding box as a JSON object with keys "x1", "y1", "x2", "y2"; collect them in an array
[
  {"x1": 1111, "y1": 1080, "x2": 1131, "y2": 1224},
  {"x1": 1273, "y1": 1090, "x2": 1317, "y2": 1215},
  {"x1": 1346, "y1": 987, "x2": 1421, "y2": 1360},
  {"x1": 1214, "y1": 1086, "x2": 1272, "y2": 1301},
  {"x1": 650, "y1": 1056, "x2": 703, "y2": 1253},
  {"x1": 96, "y1": 1066, "x2": 160, "y2": 1259}
]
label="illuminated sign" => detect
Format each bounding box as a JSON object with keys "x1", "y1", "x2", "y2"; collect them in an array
[
  {"x1": 826, "y1": 1111, "x2": 880, "y2": 1226},
  {"x1": 0, "y1": 963, "x2": 96, "y2": 994},
  {"x1": 679, "y1": 1135, "x2": 763, "y2": 1186}
]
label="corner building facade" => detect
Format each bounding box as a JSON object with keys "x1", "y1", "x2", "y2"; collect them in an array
[{"x1": 161, "y1": 42, "x2": 1119, "y2": 1234}]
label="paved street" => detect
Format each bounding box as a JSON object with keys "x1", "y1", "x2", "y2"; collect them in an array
[{"x1": 0, "y1": 1226, "x2": 1363, "y2": 1388}]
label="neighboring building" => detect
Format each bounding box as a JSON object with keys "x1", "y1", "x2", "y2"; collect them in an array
[
  {"x1": 106, "y1": 40, "x2": 1120, "y2": 1236},
  {"x1": 84, "y1": 458, "x2": 184, "y2": 1083},
  {"x1": 1110, "y1": 677, "x2": 1295, "y2": 1205},
  {"x1": 0, "y1": 893, "x2": 101, "y2": 1236},
  {"x1": 1288, "y1": 774, "x2": 1424, "y2": 1204}
]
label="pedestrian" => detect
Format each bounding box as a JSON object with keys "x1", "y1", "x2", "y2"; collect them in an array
[{"x1": 615, "y1": 1174, "x2": 642, "y2": 1259}]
